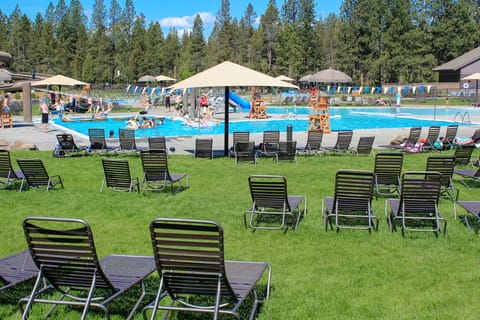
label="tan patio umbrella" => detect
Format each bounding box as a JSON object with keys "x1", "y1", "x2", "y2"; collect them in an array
[
  {"x1": 461, "y1": 72, "x2": 480, "y2": 96},
  {"x1": 156, "y1": 75, "x2": 176, "y2": 82},
  {"x1": 31, "y1": 74, "x2": 87, "y2": 86},
  {"x1": 171, "y1": 61, "x2": 298, "y2": 156},
  {"x1": 299, "y1": 74, "x2": 313, "y2": 82},
  {"x1": 310, "y1": 68, "x2": 352, "y2": 83},
  {"x1": 276, "y1": 75, "x2": 295, "y2": 82}
]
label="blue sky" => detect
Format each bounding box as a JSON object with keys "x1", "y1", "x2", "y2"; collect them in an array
[{"x1": 1, "y1": 0, "x2": 342, "y2": 36}]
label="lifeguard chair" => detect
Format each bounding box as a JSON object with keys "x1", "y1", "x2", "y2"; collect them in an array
[
  {"x1": 250, "y1": 90, "x2": 268, "y2": 119},
  {"x1": 307, "y1": 89, "x2": 330, "y2": 133}
]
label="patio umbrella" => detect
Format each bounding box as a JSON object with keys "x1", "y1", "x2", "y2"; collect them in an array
[
  {"x1": 276, "y1": 75, "x2": 295, "y2": 82},
  {"x1": 31, "y1": 74, "x2": 87, "y2": 87},
  {"x1": 461, "y1": 72, "x2": 480, "y2": 97},
  {"x1": 156, "y1": 75, "x2": 176, "y2": 82},
  {"x1": 171, "y1": 61, "x2": 298, "y2": 156},
  {"x1": 138, "y1": 75, "x2": 156, "y2": 83},
  {"x1": 299, "y1": 74, "x2": 314, "y2": 82},
  {"x1": 310, "y1": 68, "x2": 352, "y2": 83}
]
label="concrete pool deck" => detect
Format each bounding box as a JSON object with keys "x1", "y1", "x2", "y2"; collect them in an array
[{"x1": 1, "y1": 106, "x2": 479, "y2": 154}]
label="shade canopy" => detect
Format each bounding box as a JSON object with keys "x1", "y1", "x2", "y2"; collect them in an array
[
  {"x1": 299, "y1": 74, "x2": 313, "y2": 82},
  {"x1": 138, "y1": 75, "x2": 156, "y2": 82},
  {"x1": 276, "y1": 75, "x2": 295, "y2": 82},
  {"x1": 171, "y1": 61, "x2": 298, "y2": 90},
  {"x1": 32, "y1": 74, "x2": 87, "y2": 87},
  {"x1": 310, "y1": 68, "x2": 352, "y2": 83},
  {"x1": 155, "y1": 75, "x2": 176, "y2": 82},
  {"x1": 461, "y1": 72, "x2": 480, "y2": 81}
]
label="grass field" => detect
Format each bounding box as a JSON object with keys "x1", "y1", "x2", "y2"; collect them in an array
[{"x1": 1, "y1": 149, "x2": 480, "y2": 319}]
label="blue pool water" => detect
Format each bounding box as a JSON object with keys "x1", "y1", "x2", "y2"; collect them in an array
[{"x1": 52, "y1": 106, "x2": 478, "y2": 138}]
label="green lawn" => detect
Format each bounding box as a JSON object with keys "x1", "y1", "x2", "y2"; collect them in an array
[{"x1": 1, "y1": 149, "x2": 480, "y2": 319}]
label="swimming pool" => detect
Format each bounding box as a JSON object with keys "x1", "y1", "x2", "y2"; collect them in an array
[{"x1": 52, "y1": 107, "x2": 478, "y2": 138}]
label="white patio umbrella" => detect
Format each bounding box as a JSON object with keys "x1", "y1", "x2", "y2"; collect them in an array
[
  {"x1": 276, "y1": 75, "x2": 295, "y2": 82},
  {"x1": 171, "y1": 61, "x2": 298, "y2": 156},
  {"x1": 138, "y1": 75, "x2": 156, "y2": 82},
  {"x1": 155, "y1": 75, "x2": 176, "y2": 82},
  {"x1": 461, "y1": 72, "x2": 480, "y2": 96}
]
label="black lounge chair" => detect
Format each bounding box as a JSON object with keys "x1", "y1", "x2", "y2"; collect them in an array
[
  {"x1": 230, "y1": 131, "x2": 250, "y2": 156},
  {"x1": 194, "y1": 138, "x2": 213, "y2": 159},
  {"x1": 118, "y1": 128, "x2": 142, "y2": 153},
  {"x1": 140, "y1": 149, "x2": 188, "y2": 194},
  {"x1": 16, "y1": 158, "x2": 64, "y2": 192},
  {"x1": 298, "y1": 130, "x2": 323, "y2": 154},
  {"x1": 257, "y1": 130, "x2": 280, "y2": 158},
  {"x1": 143, "y1": 218, "x2": 271, "y2": 320},
  {"x1": 0, "y1": 250, "x2": 37, "y2": 292},
  {"x1": 373, "y1": 152, "x2": 404, "y2": 197},
  {"x1": 455, "y1": 201, "x2": 480, "y2": 232},
  {"x1": 454, "y1": 167, "x2": 480, "y2": 188},
  {"x1": 407, "y1": 126, "x2": 422, "y2": 144},
  {"x1": 88, "y1": 128, "x2": 114, "y2": 154},
  {"x1": 454, "y1": 146, "x2": 474, "y2": 166},
  {"x1": 426, "y1": 155, "x2": 458, "y2": 202},
  {"x1": 19, "y1": 217, "x2": 156, "y2": 320},
  {"x1": 53, "y1": 134, "x2": 87, "y2": 157},
  {"x1": 276, "y1": 141, "x2": 297, "y2": 163},
  {"x1": 422, "y1": 125, "x2": 440, "y2": 151},
  {"x1": 244, "y1": 175, "x2": 307, "y2": 230},
  {"x1": 323, "y1": 170, "x2": 377, "y2": 232},
  {"x1": 101, "y1": 158, "x2": 140, "y2": 193},
  {"x1": 441, "y1": 125, "x2": 458, "y2": 149},
  {"x1": 323, "y1": 130, "x2": 353, "y2": 155},
  {"x1": 234, "y1": 141, "x2": 256, "y2": 164},
  {"x1": 148, "y1": 136, "x2": 167, "y2": 151},
  {"x1": 0, "y1": 150, "x2": 24, "y2": 189},
  {"x1": 386, "y1": 171, "x2": 447, "y2": 236},
  {"x1": 351, "y1": 136, "x2": 375, "y2": 156}
]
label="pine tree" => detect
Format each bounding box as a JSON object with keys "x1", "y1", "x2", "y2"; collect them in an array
[{"x1": 191, "y1": 14, "x2": 206, "y2": 73}]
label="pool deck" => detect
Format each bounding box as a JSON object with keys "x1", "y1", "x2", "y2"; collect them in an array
[{"x1": 1, "y1": 105, "x2": 479, "y2": 154}]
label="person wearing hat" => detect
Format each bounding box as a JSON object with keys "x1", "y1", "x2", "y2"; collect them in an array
[{"x1": 40, "y1": 97, "x2": 50, "y2": 132}]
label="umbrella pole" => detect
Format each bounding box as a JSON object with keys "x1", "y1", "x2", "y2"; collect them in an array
[{"x1": 224, "y1": 87, "x2": 230, "y2": 156}]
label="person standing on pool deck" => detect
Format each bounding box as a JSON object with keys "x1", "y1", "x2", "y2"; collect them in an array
[
  {"x1": 40, "y1": 97, "x2": 49, "y2": 132},
  {"x1": 165, "y1": 93, "x2": 171, "y2": 112}
]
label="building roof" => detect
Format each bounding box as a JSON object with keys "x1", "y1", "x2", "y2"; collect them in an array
[{"x1": 433, "y1": 46, "x2": 480, "y2": 71}]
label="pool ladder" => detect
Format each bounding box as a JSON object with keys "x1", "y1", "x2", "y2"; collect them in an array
[
  {"x1": 453, "y1": 112, "x2": 471, "y2": 124},
  {"x1": 283, "y1": 106, "x2": 298, "y2": 119}
]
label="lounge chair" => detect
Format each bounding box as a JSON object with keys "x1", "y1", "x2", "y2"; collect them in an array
[
  {"x1": 118, "y1": 128, "x2": 144, "y2": 153},
  {"x1": 244, "y1": 175, "x2": 307, "y2": 230},
  {"x1": 194, "y1": 138, "x2": 213, "y2": 159},
  {"x1": 234, "y1": 141, "x2": 256, "y2": 164},
  {"x1": 143, "y1": 218, "x2": 271, "y2": 320},
  {"x1": 140, "y1": 149, "x2": 188, "y2": 194},
  {"x1": 101, "y1": 158, "x2": 140, "y2": 193},
  {"x1": 88, "y1": 128, "x2": 114, "y2": 153},
  {"x1": 426, "y1": 155, "x2": 458, "y2": 202},
  {"x1": 0, "y1": 150, "x2": 24, "y2": 189},
  {"x1": 276, "y1": 141, "x2": 297, "y2": 163},
  {"x1": 0, "y1": 250, "x2": 37, "y2": 292},
  {"x1": 454, "y1": 146, "x2": 474, "y2": 166},
  {"x1": 323, "y1": 130, "x2": 353, "y2": 155},
  {"x1": 258, "y1": 130, "x2": 280, "y2": 157},
  {"x1": 454, "y1": 167, "x2": 480, "y2": 188},
  {"x1": 373, "y1": 152, "x2": 403, "y2": 197},
  {"x1": 298, "y1": 130, "x2": 323, "y2": 154},
  {"x1": 441, "y1": 125, "x2": 458, "y2": 149},
  {"x1": 386, "y1": 171, "x2": 447, "y2": 236},
  {"x1": 53, "y1": 134, "x2": 87, "y2": 157},
  {"x1": 20, "y1": 217, "x2": 156, "y2": 320},
  {"x1": 230, "y1": 131, "x2": 250, "y2": 156},
  {"x1": 148, "y1": 136, "x2": 167, "y2": 151},
  {"x1": 455, "y1": 201, "x2": 480, "y2": 232},
  {"x1": 407, "y1": 126, "x2": 422, "y2": 144},
  {"x1": 422, "y1": 125, "x2": 440, "y2": 151},
  {"x1": 322, "y1": 170, "x2": 377, "y2": 232},
  {"x1": 16, "y1": 158, "x2": 64, "y2": 192},
  {"x1": 351, "y1": 136, "x2": 375, "y2": 155}
]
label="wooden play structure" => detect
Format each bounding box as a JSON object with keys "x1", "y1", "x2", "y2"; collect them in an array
[
  {"x1": 307, "y1": 90, "x2": 330, "y2": 133},
  {"x1": 250, "y1": 91, "x2": 268, "y2": 119}
]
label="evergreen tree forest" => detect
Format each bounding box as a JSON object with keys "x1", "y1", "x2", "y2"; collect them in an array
[{"x1": 0, "y1": 0, "x2": 479, "y2": 87}]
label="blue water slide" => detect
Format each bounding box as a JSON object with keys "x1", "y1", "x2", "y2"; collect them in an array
[{"x1": 229, "y1": 91, "x2": 251, "y2": 112}]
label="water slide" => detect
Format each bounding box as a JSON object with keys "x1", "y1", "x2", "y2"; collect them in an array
[{"x1": 229, "y1": 91, "x2": 250, "y2": 112}]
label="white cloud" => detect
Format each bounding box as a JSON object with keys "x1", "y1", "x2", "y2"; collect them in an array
[{"x1": 159, "y1": 12, "x2": 215, "y2": 30}]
